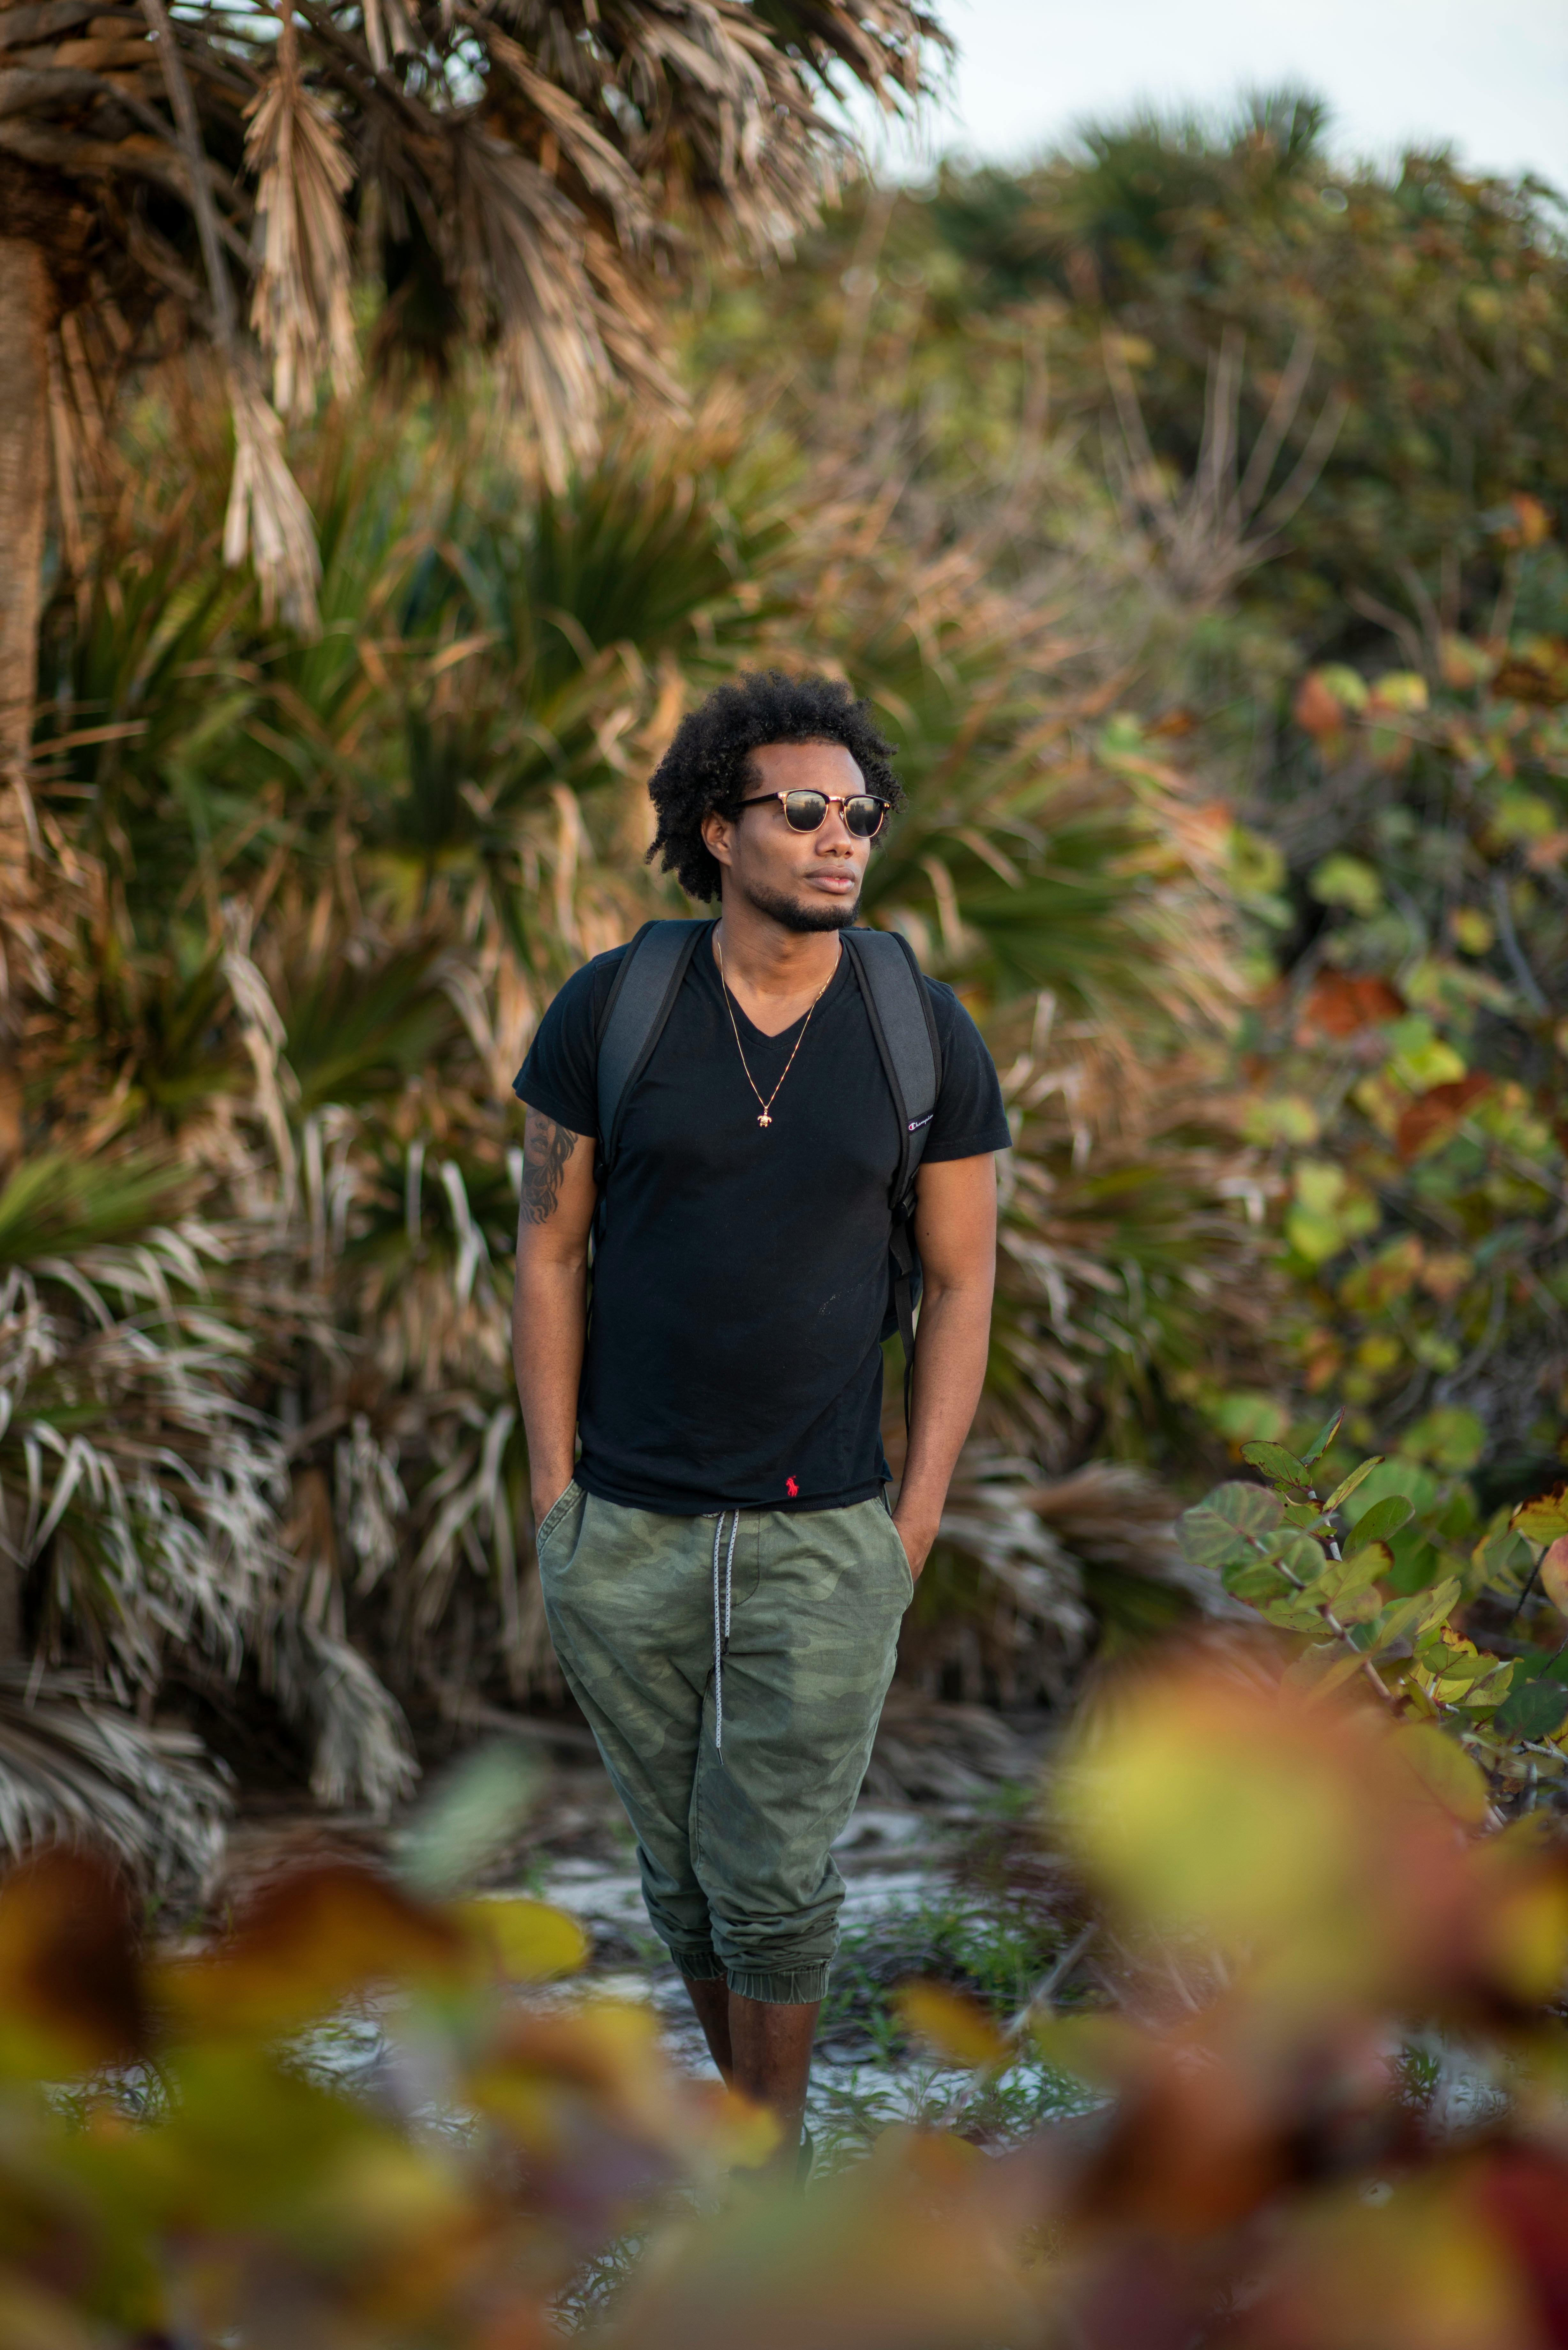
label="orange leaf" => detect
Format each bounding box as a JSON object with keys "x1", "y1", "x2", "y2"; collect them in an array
[
  {"x1": 1299, "y1": 971, "x2": 1404, "y2": 1041},
  {"x1": 1396, "y1": 1074, "x2": 1492, "y2": 1161},
  {"x1": 1293, "y1": 672, "x2": 1349, "y2": 742}
]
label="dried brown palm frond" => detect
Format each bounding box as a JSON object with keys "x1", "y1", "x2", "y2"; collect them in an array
[
  {"x1": 2, "y1": 0, "x2": 947, "y2": 652},
  {"x1": 0, "y1": 1151, "x2": 417, "y2": 1833},
  {"x1": 244, "y1": 6, "x2": 358, "y2": 420},
  {"x1": 903, "y1": 1454, "x2": 1235, "y2": 1712},
  {"x1": 863, "y1": 1686, "x2": 1038, "y2": 1805},
  {"x1": 0, "y1": 1667, "x2": 229, "y2": 1892}
]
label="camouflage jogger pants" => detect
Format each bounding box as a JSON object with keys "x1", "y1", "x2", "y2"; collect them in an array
[{"x1": 534, "y1": 1482, "x2": 914, "y2": 2004}]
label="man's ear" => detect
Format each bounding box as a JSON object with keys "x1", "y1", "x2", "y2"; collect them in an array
[{"x1": 700, "y1": 806, "x2": 735, "y2": 871}]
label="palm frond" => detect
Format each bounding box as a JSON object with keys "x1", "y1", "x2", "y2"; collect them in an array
[
  {"x1": 244, "y1": 9, "x2": 358, "y2": 418},
  {"x1": 260, "y1": 1614, "x2": 416, "y2": 1816},
  {"x1": 0, "y1": 1667, "x2": 229, "y2": 1892}
]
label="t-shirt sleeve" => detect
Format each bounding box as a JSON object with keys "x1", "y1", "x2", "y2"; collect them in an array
[
  {"x1": 511, "y1": 952, "x2": 622, "y2": 1137},
  {"x1": 921, "y1": 982, "x2": 1013, "y2": 1162}
]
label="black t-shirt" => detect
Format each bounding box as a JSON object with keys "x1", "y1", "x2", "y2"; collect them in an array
[{"x1": 513, "y1": 923, "x2": 1011, "y2": 1515}]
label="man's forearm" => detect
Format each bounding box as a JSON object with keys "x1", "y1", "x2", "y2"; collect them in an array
[
  {"x1": 512, "y1": 1251, "x2": 588, "y2": 1514},
  {"x1": 893, "y1": 1279, "x2": 992, "y2": 1569}
]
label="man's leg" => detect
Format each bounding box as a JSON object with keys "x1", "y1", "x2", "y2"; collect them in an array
[
  {"x1": 682, "y1": 1972, "x2": 734, "y2": 2081},
  {"x1": 729, "y1": 1993, "x2": 820, "y2": 2168},
  {"x1": 538, "y1": 1491, "x2": 725, "y2": 1984},
  {"x1": 692, "y1": 1497, "x2": 913, "y2": 2163},
  {"x1": 684, "y1": 1978, "x2": 818, "y2": 2168}
]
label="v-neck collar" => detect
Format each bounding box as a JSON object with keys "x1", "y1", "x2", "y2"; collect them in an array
[{"x1": 704, "y1": 926, "x2": 849, "y2": 1046}]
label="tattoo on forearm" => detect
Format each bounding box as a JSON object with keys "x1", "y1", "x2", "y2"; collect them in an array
[{"x1": 522, "y1": 1115, "x2": 574, "y2": 1224}]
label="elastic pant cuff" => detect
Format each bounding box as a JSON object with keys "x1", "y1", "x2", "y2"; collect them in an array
[
  {"x1": 670, "y1": 1946, "x2": 727, "y2": 1983},
  {"x1": 725, "y1": 1962, "x2": 832, "y2": 2006}
]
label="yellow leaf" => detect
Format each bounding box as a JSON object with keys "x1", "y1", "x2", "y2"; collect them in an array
[
  {"x1": 1487, "y1": 1876, "x2": 1568, "y2": 2003},
  {"x1": 1368, "y1": 671, "x2": 1429, "y2": 716},
  {"x1": 449, "y1": 1897, "x2": 588, "y2": 1982},
  {"x1": 1289, "y1": 1643, "x2": 1369, "y2": 1702},
  {"x1": 1389, "y1": 1724, "x2": 1489, "y2": 1826},
  {"x1": 893, "y1": 1981, "x2": 1007, "y2": 2070},
  {"x1": 1514, "y1": 1486, "x2": 1568, "y2": 1544}
]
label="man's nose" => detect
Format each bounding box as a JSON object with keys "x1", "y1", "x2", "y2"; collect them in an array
[{"x1": 816, "y1": 806, "x2": 855, "y2": 852}]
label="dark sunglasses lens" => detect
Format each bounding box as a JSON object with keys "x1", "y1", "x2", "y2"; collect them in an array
[
  {"x1": 781, "y1": 792, "x2": 829, "y2": 831},
  {"x1": 845, "y1": 797, "x2": 886, "y2": 837}
]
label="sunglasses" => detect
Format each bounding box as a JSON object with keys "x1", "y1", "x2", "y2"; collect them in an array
[{"x1": 735, "y1": 790, "x2": 889, "y2": 839}]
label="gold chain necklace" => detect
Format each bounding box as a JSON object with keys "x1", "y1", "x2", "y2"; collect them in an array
[{"x1": 715, "y1": 934, "x2": 835, "y2": 1129}]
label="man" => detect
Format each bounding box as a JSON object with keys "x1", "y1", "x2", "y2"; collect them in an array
[{"x1": 511, "y1": 670, "x2": 1010, "y2": 2176}]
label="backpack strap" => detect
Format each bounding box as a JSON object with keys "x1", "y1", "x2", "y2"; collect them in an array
[
  {"x1": 841, "y1": 927, "x2": 944, "y2": 1431},
  {"x1": 594, "y1": 918, "x2": 710, "y2": 1179}
]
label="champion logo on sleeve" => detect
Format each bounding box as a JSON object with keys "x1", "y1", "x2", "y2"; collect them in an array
[{"x1": 907, "y1": 1112, "x2": 934, "y2": 1133}]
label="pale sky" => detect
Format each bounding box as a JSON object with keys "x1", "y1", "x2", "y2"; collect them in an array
[{"x1": 853, "y1": 0, "x2": 1566, "y2": 190}]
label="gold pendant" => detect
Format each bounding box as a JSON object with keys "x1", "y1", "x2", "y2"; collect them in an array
[{"x1": 758, "y1": 1112, "x2": 772, "y2": 1127}]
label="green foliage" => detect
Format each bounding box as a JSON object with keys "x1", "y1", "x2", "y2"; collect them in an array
[
  {"x1": 1240, "y1": 602, "x2": 1568, "y2": 1471},
  {"x1": 687, "y1": 93, "x2": 1567, "y2": 1494},
  {"x1": 697, "y1": 102, "x2": 1568, "y2": 646},
  {"x1": 1182, "y1": 1421, "x2": 1568, "y2": 1802}
]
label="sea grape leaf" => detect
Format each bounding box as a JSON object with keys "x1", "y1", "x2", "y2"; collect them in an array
[
  {"x1": 1455, "y1": 1665, "x2": 1513, "y2": 1712},
  {"x1": 1226, "y1": 1561, "x2": 1291, "y2": 1603},
  {"x1": 1321, "y1": 1544, "x2": 1391, "y2": 1596},
  {"x1": 1346, "y1": 1496, "x2": 1415, "y2": 1552},
  {"x1": 1300, "y1": 1409, "x2": 1345, "y2": 1468},
  {"x1": 1263, "y1": 1531, "x2": 1330, "y2": 1582},
  {"x1": 1306, "y1": 1549, "x2": 1377, "y2": 1613},
  {"x1": 1540, "y1": 1535, "x2": 1568, "y2": 1617},
  {"x1": 1391, "y1": 1724, "x2": 1489, "y2": 1825},
  {"x1": 1413, "y1": 1577, "x2": 1463, "y2": 1636},
  {"x1": 1287, "y1": 1643, "x2": 1368, "y2": 1701},
  {"x1": 1284, "y1": 1501, "x2": 1328, "y2": 1530},
  {"x1": 1325, "y1": 1458, "x2": 1383, "y2": 1512},
  {"x1": 1473, "y1": 1521, "x2": 1533, "y2": 1591},
  {"x1": 1261, "y1": 1594, "x2": 1331, "y2": 1634},
  {"x1": 1365, "y1": 1592, "x2": 1440, "y2": 1657},
  {"x1": 1178, "y1": 1507, "x2": 1253, "y2": 1570},
  {"x1": 1494, "y1": 1678, "x2": 1568, "y2": 1741},
  {"x1": 1208, "y1": 1482, "x2": 1286, "y2": 1535},
  {"x1": 1512, "y1": 1485, "x2": 1568, "y2": 1543},
  {"x1": 1430, "y1": 1645, "x2": 1494, "y2": 1687},
  {"x1": 1240, "y1": 1442, "x2": 1310, "y2": 1490}
]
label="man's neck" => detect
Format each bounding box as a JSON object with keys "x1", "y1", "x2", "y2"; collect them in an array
[{"x1": 712, "y1": 894, "x2": 845, "y2": 1024}]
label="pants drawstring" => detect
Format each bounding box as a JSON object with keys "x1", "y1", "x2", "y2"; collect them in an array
[{"x1": 712, "y1": 1508, "x2": 739, "y2": 1754}]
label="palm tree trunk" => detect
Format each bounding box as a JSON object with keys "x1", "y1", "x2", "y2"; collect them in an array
[
  {"x1": 0, "y1": 234, "x2": 49, "y2": 1658},
  {"x1": 0, "y1": 238, "x2": 47, "y2": 795}
]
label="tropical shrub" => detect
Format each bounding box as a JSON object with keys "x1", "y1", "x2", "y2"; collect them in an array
[
  {"x1": 8, "y1": 1649, "x2": 1568, "y2": 2345},
  {"x1": 1180, "y1": 1412, "x2": 1568, "y2": 1805},
  {"x1": 4, "y1": 367, "x2": 1270, "y2": 1854}
]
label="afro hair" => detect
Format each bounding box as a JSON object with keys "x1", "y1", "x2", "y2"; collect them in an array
[{"x1": 644, "y1": 670, "x2": 903, "y2": 903}]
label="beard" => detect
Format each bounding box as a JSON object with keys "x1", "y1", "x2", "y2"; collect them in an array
[{"x1": 738, "y1": 873, "x2": 861, "y2": 933}]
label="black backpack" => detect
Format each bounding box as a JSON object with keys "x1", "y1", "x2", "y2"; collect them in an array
[{"x1": 591, "y1": 919, "x2": 943, "y2": 1427}]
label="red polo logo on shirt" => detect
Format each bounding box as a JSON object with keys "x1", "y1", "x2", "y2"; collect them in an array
[{"x1": 786, "y1": 1476, "x2": 799, "y2": 1498}]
